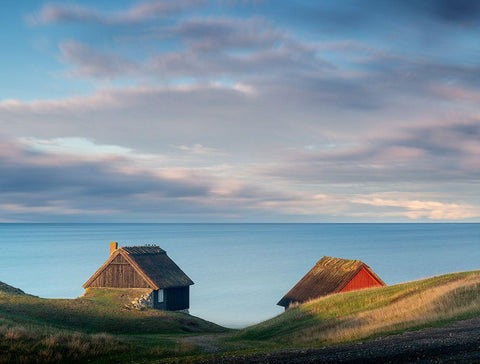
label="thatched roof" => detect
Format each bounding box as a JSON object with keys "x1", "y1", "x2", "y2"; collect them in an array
[
  {"x1": 277, "y1": 256, "x2": 385, "y2": 308},
  {"x1": 122, "y1": 245, "x2": 193, "y2": 289},
  {"x1": 83, "y1": 245, "x2": 193, "y2": 289},
  {"x1": 122, "y1": 246, "x2": 166, "y2": 255}
]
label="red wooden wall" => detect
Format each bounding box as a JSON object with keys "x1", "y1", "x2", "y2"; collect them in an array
[{"x1": 340, "y1": 267, "x2": 383, "y2": 293}]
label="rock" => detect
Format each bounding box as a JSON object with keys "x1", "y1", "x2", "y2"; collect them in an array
[{"x1": 130, "y1": 291, "x2": 154, "y2": 310}]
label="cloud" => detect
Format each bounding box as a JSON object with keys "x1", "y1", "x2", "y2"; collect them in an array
[
  {"x1": 254, "y1": 193, "x2": 349, "y2": 216},
  {"x1": 0, "y1": 80, "x2": 325, "y2": 152},
  {"x1": 29, "y1": 1, "x2": 205, "y2": 26},
  {"x1": 166, "y1": 17, "x2": 285, "y2": 51},
  {"x1": 54, "y1": 16, "x2": 331, "y2": 83},
  {"x1": 0, "y1": 202, "x2": 116, "y2": 216},
  {"x1": 352, "y1": 193, "x2": 480, "y2": 220},
  {"x1": 282, "y1": 1, "x2": 480, "y2": 35},
  {"x1": 18, "y1": 137, "x2": 160, "y2": 161},
  {"x1": 0, "y1": 82, "x2": 252, "y2": 113},
  {"x1": 48, "y1": 19, "x2": 480, "y2": 119},
  {"x1": 0, "y1": 135, "x2": 478, "y2": 222},
  {"x1": 0, "y1": 136, "x2": 344, "y2": 221},
  {"x1": 266, "y1": 120, "x2": 480, "y2": 184},
  {"x1": 0, "y1": 137, "x2": 210, "y2": 216},
  {"x1": 7, "y1": 0, "x2": 480, "y2": 223},
  {"x1": 33, "y1": 3, "x2": 480, "y2": 117},
  {"x1": 176, "y1": 143, "x2": 225, "y2": 156},
  {"x1": 145, "y1": 42, "x2": 329, "y2": 80},
  {"x1": 59, "y1": 41, "x2": 139, "y2": 79},
  {"x1": 402, "y1": 0, "x2": 480, "y2": 24},
  {"x1": 429, "y1": 84, "x2": 480, "y2": 103}
]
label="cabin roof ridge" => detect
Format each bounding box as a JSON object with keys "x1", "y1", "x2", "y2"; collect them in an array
[{"x1": 120, "y1": 245, "x2": 166, "y2": 255}]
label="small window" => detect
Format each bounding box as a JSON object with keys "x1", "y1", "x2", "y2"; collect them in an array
[{"x1": 158, "y1": 289, "x2": 164, "y2": 303}]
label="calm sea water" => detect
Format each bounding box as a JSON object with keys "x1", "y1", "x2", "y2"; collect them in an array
[{"x1": 1, "y1": 223, "x2": 479, "y2": 327}]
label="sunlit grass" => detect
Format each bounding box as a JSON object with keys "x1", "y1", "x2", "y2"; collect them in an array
[
  {"x1": 0, "y1": 287, "x2": 228, "y2": 363},
  {"x1": 2, "y1": 271, "x2": 480, "y2": 362},
  {"x1": 0, "y1": 288, "x2": 226, "y2": 334},
  {"x1": 235, "y1": 270, "x2": 480, "y2": 347}
]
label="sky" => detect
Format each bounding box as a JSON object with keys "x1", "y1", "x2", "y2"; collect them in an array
[{"x1": 1, "y1": 0, "x2": 480, "y2": 222}]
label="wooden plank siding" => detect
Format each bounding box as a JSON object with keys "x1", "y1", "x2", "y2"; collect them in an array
[
  {"x1": 87, "y1": 254, "x2": 151, "y2": 288},
  {"x1": 152, "y1": 287, "x2": 190, "y2": 310},
  {"x1": 166, "y1": 287, "x2": 189, "y2": 311},
  {"x1": 340, "y1": 267, "x2": 384, "y2": 293},
  {"x1": 83, "y1": 245, "x2": 193, "y2": 311}
]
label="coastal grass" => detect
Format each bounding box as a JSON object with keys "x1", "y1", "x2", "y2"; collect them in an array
[
  {"x1": 0, "y1": 317, "x2": 127, "y2": 364},
  {"x1": 0, "y1": 315, "x2": 204, "y2": 364},
  {"x1": 0, "y1": 282, "x2": 25, "y2": 296},
  {"x1": 1, "y1": 270, "x2": 480, "y2": 362},
  {"x1": 0, "y1": 288, "x2": 226, "y2": 335},
  {"x1": 234, "y1": 270, "x2": 480, "y2": 348},
  {"x1": 0, "y1": 287, "x2": 225, "y2": 363}
]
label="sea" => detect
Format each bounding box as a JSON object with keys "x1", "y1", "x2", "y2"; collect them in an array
[{"x1": 1, "y1": 223, "x2": 479, "y2": 328}]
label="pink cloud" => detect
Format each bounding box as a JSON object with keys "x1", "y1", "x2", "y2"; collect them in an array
[{"x1": 352, "y1": 195, "x2": 480, "y2": 220}]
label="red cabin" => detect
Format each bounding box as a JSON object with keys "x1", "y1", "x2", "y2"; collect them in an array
[{"x1": 277, "y1": 256, "x2": 386, "y2": 309}]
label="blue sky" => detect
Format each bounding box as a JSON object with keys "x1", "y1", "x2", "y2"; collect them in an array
[{"x1": 1, "y1": 0, "x2": 480, "y2": 222}]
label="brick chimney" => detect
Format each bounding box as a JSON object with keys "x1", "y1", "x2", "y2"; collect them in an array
[{"x1": 110, "y1": 242, "x2": 118, "y2": 255}]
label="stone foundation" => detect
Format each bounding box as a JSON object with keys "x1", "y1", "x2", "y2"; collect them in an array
[{"x1": 130, "y1": 290, "x2": 154, "y2": 309}]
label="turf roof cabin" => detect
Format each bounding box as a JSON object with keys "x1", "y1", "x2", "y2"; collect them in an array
[
  {"x1": 278, "y1": 256, "x2": 386, "y2": 310},
  {"x1": 83, "y1": 243, "x2": 193, "y2": 311}
]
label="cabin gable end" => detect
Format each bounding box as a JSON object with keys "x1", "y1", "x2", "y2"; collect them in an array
[
  {"x1": 83, "y1": 251, "x2": 154, "y2": 289},
  {"x1": 339, "y1": 266, "x2": 384, "y2": 293}
]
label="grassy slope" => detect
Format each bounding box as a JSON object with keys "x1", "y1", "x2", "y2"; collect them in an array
[
  {"x1": 234, "y1": 270, "x2": 480, "y2": 348},
  {"x1": 1, "y1": 271, "x2": 480, "y2": 362},
  {"x1": 0, "y1": 282, "x2": 25, "y2": 295},
  {"x1": 0, "y1": 287, "x2": 225, "y2": 334},
  {"x1": 0, "y1": 286, "x2": 227, "y2": 363}
]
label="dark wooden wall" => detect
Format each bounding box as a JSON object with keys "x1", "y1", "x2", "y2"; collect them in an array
[
  {"x1": 152, "y1": 289, "x2": 166, "y2": 310},
  {"x1": 87, "y1": 253, "x2": 151, "y2": 288},
  {"x1": 340, "y1": 267, "x2": 383, "y2": 293},
  {"x1": 152, "y1": 286, "x2": 189, "y2": 311}
]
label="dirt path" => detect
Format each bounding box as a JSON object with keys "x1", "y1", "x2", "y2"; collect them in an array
[
  {"x1": 183, "y1": 333, "x2": 230, "y2": 353},
  {"x1": 194, "y1": 317, "x2": 480, "y2": 363}
]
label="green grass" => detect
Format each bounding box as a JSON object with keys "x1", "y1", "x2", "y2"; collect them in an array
[
  {"x1": 0, "y1": 282, "x2": 25, "y2": 295},
  {"x1": 0, "y1": 287, "x2": 227, "y2": 363},
  {"x1": 0, "y1": 313, "x2": 206, "y2": 364},
  {"x1": 234, "y1": 270, "x2": 480, "y2": 347},
  {"x1": 2, "y1": 270, "x2": 480, "y2": 362},
  {"x1": 0, "y1": 288, "x2": 225, "y2": 334}
]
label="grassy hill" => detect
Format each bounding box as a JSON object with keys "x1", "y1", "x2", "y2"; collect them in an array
[
  {"x1": 0, "y1": 285, "x2": 226, "y2": 363},
  {"x1": 0, "y1": 281, "x2": 25, "y2": 295},
  {"x1": 0, "y1": 287, "x2": 224, "y2": 334},
  {"x1": 1, "y1": 270, "x2": 480, "y2": 363},
  {"x1": 234, "y1": 270, "x2": 480, "y2": 348}
]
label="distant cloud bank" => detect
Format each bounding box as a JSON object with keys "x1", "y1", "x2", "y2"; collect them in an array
[{"x1": 0, "y1": 0, "x2": 479, "y2": 221}]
